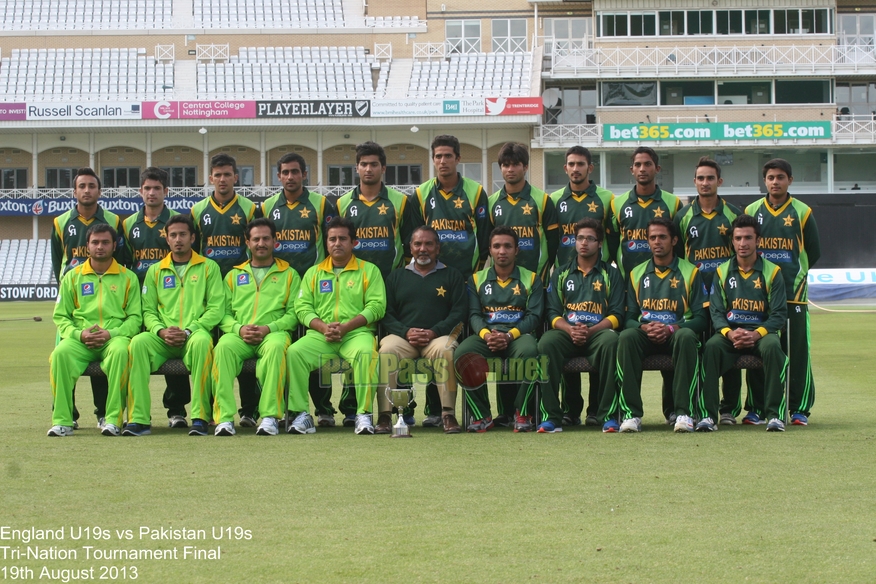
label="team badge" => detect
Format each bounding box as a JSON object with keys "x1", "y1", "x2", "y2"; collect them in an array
[
  {"x1": 190, "y1": 275, "x2": 198, "y2": 282},
  {"x1": 81, "y1": 283, "x2": 94, "y2": 296},
  {"x1": 110, "y1": 285, "x2": 118, "y2": 293},
  {"x1": 347, "y1": 280, "x2": 355, "y2": 288},
  {"x1": 237, "y1": 273, "x2": 250, "y2": 286},
  {"x1": 320, "y1": 280, "x2": 333, "y2": 293},
  {"x1": 163, "y1": 276, "x2": 176, "y2": 289}
]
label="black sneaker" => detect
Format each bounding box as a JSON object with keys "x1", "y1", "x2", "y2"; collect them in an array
[
  {"x1": 493, "y1": 414, "x2": 512, "y2": 428},
  {"x1": 189, "y1": 419, "x2": 209, "y2": 436},
  {"x1": 122, "y1": 423, "x2": 151, "y2": 437}
]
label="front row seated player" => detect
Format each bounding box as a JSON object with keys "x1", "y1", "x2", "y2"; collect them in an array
[
  {"x1": 616, "y1": 217, "x2": 709, "y2": 433},
  {"x1": 286, "y1": 216, "x2": 386, "y2": 435},
  {"x1": 126, "y1": 214, "x2": 224, "y2": 437},
  {"x1": 454, "y1": 226, "x2": 544, "y2": 433},
  {"x1": 211, "y1": 218, "x2": 303, "y2": 437},
  {"x1": 48, "y1": 224, "x2": 142, "y2": 437},
  {"x1": 537, "y1": 218, "x2": 624, "y2": 434},
  {"x1": 699, "y1": 214, "x2": 788, "y2": 432}
]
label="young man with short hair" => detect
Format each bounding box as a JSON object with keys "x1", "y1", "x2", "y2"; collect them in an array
[
  {"x1": 700, "y1": 214, "x2": 788, "y2": 432},
  {"x1": 538, "y1": 218, "x2": 624, "y2": 433},
  {"x1": 213, "y1": 218, "x2": 302, "y2": 437},
  {"x1": 488, "y1": 142, "x2": 559, "y2": 284},
  {"x1": 454, "y1": 226, "x2": 544, "y2": 433},
  {"x1": 616, "y1": 218, "x2": 709, "y2": 433},
  {"x1": 123, "y1": 167, "x2": 191, "y2": 428},
  {"x1": 49, "y1": 224, "x2": 141, "y2": 437},
  {"x1": 190, "y1": 154, "x2": 262, "y2": 427},
  {"x1": 126, "y1": 214, "x2": 225, "y2": 437},
  {"x1": 286, "y1": 217, "x2": 386, "y2": 435},
  {"x1": 745, "y1": 158, "x2": 821, "y2": 426}
]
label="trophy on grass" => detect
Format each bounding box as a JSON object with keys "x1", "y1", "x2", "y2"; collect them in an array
[{"x1": 385, "y1": 387, "x2": 415, "y2": 438}]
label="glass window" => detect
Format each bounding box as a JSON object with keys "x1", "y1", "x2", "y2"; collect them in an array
[
  {"x1": 102, "y1": 167, "x2": 140, "y2": 188},
  {"x1": 159, "y1": 166, "x2": 198, "y2": 187},
  {"x1": 661, "y1": 81, "x2": 715, "y2": 105},
  {"x1": 687, "y1": 11, "x2": 713, "y2": 35},
  {"x1": 385, "y1": 165, "x2": 422, "y2": 186},
  {"x1": 544, "y1": 85, "x2": 597, "y2": 124},
  {"x1": 446, "y1": 20, "x2": 481, "y2": 54},
  {"x1": 1, "y1": 168, "x2": 27, "y2": 189},
  {"x1": 600, "y1": 14, "x2": 627, "y2": 37},
  {"x1": 492, "y1": 19, "x2": 527, "y2": 52},
  {"x1": 328, "y1": 165, "x2": 356, "y2": 186},
  {"x1": 544, "y1": 18, "x2": 592, "y2": 51},
  {"x1": 659, "y1": 11, "x2": 684, "y2": 36},
  {"x1": 236, "y1": 166, "x2": 254, "y2": 187},
  {"x1": 629, "y1": 13, "x2": 656, "y2": 36},
  {"x1": 718, "y1": 81, "x2": 771, "y2": 105},
  {"x1": 716, "y1": 10, "x2": 743, "y2": 35},
  {"x1": 775, "y1": 79, "x2": 830, "y2": 104},
  {"x1": 45, "y1": 168, "x2": 78, "y2": 189},
  {"x1": 457, "y1": 163, "x2": 482, "y2": 183},
  {"x1": 745, "y1": 10, "x2": 770, "y2": 34},
  {"x1": 601, "y1": 82, "x2": 657, "y2": 106}
]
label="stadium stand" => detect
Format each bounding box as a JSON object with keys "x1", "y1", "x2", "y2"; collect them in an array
[
  {"x1": 408, "y1": 52, "x2": 532, "y2": 98},
  {"x1": 0, "y1": 239, "x2": 54, "y2": 285},
  {"x1": 364, "y1": 16, "x2": 423, "y2": 27},
  {"x1": 0, "y1": 48, "x2": 174, "y2": 101},
  {"x1": 0, "y1": 0, "x2": 172, "y2": 30},
  {"x1": 193, "y1": 0, "x2": 344, "y2": 29},
  {"x1": 198, "y1": 46, "x2": 386, "y2": 100}
]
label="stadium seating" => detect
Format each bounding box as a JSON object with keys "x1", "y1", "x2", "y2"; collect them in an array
[
  {"x1": 198, "y1": 46, "x2": 386, "y2": 100},
  {"x1": 0, "y1": 239, "x2": 54, "y2": 285},
  {"x1": 408, "y1": 52, "x2": 532, "y2": 98},
  {"x1": 0, "y1": 48, "x2": 174, "y2": 102},
  {"x1": 0, "y1": 0, "x2": 172, "y2": 30},
  {"x1": 193, "y1": 0, "x2": 344, "y2": 29}
]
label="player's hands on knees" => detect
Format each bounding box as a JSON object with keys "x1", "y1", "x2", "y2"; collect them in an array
[{"x1": 485, "y1": 330, "x2": 510, "y2": 352}]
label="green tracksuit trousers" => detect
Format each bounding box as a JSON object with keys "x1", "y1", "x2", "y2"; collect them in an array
[
  {"x1": 50, "y1": 336, "x2": 130, "y2": 428},
  {"x1": 287, "y1": 328, "x2": 378, "y2": 415},
  {"x1": 617, "y1": 327, "x2": 700, "y2": 420},
  {"x1": 213, "y1": 331, "x2": 291, "y2": 422},
  {"x1": 455, "y1": 334, "x2": 540, "y2": 421},
  {"x1": 701, "y1": 333, "x2": 786, "y2": 422},
  {"x1": 538, "y1": 328, "x2": 619, "y2": 425},
  {"x1": 127, "y1": 330, "x2": 213, "y2": 425},
  {"x1": 746, "y1": 303, "x2": 812, "y2": 417}
]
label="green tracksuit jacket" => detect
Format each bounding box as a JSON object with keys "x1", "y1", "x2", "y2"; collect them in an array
[
  {"x1": 141, "y1": 251, "x2": 225, "y2": 335},
  {"x1": 295, "y1": 255, "x2": 386, "y2": 332}
]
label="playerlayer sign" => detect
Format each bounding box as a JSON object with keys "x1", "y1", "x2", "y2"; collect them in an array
[
  {"x1": 0, "y1": 197, "x2": 203, "y2": 216},
  {"x1": 256, "y1": 100, "x2": 370, "y2": 118},
  {"x1": 604, "y1": 121, "x2": 831, "y2": 141},
  {"x1": 25, "y1": 102, "x2": 143, "y2": 120}
]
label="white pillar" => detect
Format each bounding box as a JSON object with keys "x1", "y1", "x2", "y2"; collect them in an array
[
  {"x1": 599, "y1": 151, "x2": 608, "y2": 187},
  {"x1": 88, "y1": 133, "x2": 95, "y2": 169},
  {"x1": 202, "y1": 132, "x2": 209, "y2": 185},
  {"x1": 145, "y1": 132, "x2": 152, "y2": 167},
  {"x1": 481, "y1": 129, "x2": 489, "y2": 191},
  {"x1": 317, "y1": 131, "x2": 324, "y2": 187},
  {"x1": 826, "y1": 148, "x2": 834, "y2": 193},
  {"x1": 259, "y1": 131, "x2": 266, "y2": 186},
  {"x1": 32, "y1": 133, "x2": 38, "y2": 238}
]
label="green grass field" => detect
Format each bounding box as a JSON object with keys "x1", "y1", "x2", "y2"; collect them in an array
[{"x1": 1, "y1": 301, "x2": 874, "y2": 583}]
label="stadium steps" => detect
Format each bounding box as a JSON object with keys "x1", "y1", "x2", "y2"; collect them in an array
[
  {"x1": 173, "y1": 60, "x2": 198, "y2": 100},
  {"x1": 341, "y1": 0, "x2": 364, "y2": 27},
  {"x1": 384, "y1": 58, "x2": 413, "y2": 99},
  {"x1": 174, "y1": 0, "x2": 194, "y2": 28}
]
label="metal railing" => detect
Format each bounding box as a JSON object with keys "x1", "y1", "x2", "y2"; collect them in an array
[
  {"x1": 0, "y1": 185, "x2": 419, "y2": 200},
  {"x1": 550, "y1": 44, "x2": 876, "y2": 77}
]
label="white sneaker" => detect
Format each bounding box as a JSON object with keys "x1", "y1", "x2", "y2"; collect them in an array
[
  {"x1": 421, "y1": 415, "x2": 442, "y2": 428},
  {"x1": 766, "y1": 418, "x2": 786, "y2": 432},
  {"x1": 619, "y1": 417, "x2": 641, "y2": 433},
  {"x1": 719, "y1": 413, "x2": 736, "y2": 425},
  {"x1": 214, "y1": 421, "x2": 236, "y2": 436},
  {"x1": 47, "y1": 425, "x2": 74, "y2": 437},
  {"x1": 256, "y1": 417, "x2": 279, "y2": 436},
  {"x1": 97, "y1": 416, "x2": 106, "y2": 430},
  {"x1": 674, "y1": 414, "x2": 694, "y2": 433},
  {"x1": 354, "y1": 413, "x2": 374, "y2": 435},
  {"x1": 317, "y1": 413, "x2": 336, "y2": 427},
  {"x1": 289, "y1": 412, "x2": 316, "y2": 434},
  {"x1": 101, "y1": 423, "x2": 121, "y2": 436},
  {"x1": 695, "y1": 417, "x2": 718, "y2": 432}
]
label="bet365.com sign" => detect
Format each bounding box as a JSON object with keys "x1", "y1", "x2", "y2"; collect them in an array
[{"x1": 604, "y1": 121, "x2": 831, "y2": 141}]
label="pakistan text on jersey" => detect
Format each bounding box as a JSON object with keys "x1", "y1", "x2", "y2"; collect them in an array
[
  {"x1": 277, "y1": 229, "x2": 314, "y2": 241},
  {"x1": 356, "y1": 226, "x2": 390, "y2": 239},
  {"x1": 759, "y1": 237, "x2": 794, "y2": 250},
  {"x1": 134, "y1": 249, "x2": 165, "y2": 260},
  {"x1": 641, "y1": 298, "x2": 679, "y2": 312},
  {"x1": 566, "y1": 301, "x2": 604, "y2": 314},
  {"x1": 206, "y1": 235, "x2": 241, "y2": 247},
  {"x1": 511, "y1": 226, "x2": 535, "y2": 238},
  {"x1": 693, "y1": 246, "x2": 731, "y2": 261},
  {"x1": 431, "y1": 218, "x2": 469, "y2": 232},
  {"x1": 730, "y1": 298, "x2": 765, "y2": 312},
  {"x1": 625, "y1": 228, "x2": 648, "y2": 241}
]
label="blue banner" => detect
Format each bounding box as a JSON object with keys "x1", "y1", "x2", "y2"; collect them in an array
[{"x1": 0, "y1": 197, "x2": 204, "y2": 216}]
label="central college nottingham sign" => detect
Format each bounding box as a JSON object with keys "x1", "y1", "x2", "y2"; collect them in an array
[{"x1": 604, "y1": 121, "x2": 832, "y2": 142}]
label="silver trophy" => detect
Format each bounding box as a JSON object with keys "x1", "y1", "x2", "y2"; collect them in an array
[{"x1": 385, "y1": 387, "x2": 415, "y2": 438}]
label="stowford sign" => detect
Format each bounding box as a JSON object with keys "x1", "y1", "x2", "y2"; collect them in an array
[
  {"x1": 0, "y1": 285, "x2": 58, "y2": 301},
  {"x1": 604, "y1": 121, "x2": 832, "y2": 142},
  {"x1": 256, "y1": 100, "x2": 370, "y2": 118},
  {"x1": 26, "y1": 102, "x2": 143, "y2": 120}
]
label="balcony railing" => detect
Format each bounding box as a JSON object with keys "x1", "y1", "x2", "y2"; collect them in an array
[
  {"x1": 550, "y1": 44, "x2": 876, "y2": 77},
  {"x1": 0, "y1": 185, "x2": 418, "y2": 200}
]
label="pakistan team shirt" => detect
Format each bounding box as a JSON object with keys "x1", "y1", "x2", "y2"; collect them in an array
[
  {"x1": 550, "y1": 182, "x2": 616, "y2": 266},
  {"x1": 468, "y1": 265, "x2": 543, "y2": 339},
  {"x1": 625, "y1": 256, "x2": 709, "y2": 334},
  {"x1": 611, "y1": 186, "x2": 681, "y2": 276},
  {"x1": 191, "y1": 192, "x2": 260, "y2": 276},
  {"x1": 745, "y1": 195, "x2": 821, "y2": 303},
  {"x1": 51, "y1": 205, "x2": 126, "y2": 282},
  {"x1": 674, "y1": 196, "x2": 741, "y2": 288},
  {"x1": 123, "y1": 205, "x2": 178, "y2": 283},
  {"x1": 337, "y1": 184, "x2": 416, "y2": 278},
  {"x1": 710, "y1": 256, "x2": 787, "y2": 337},
  {"x1": 413, "y1": 175, "x2": 490, "y2": 279},
  {"x1": 488, "y1": 182, "x2": 559, "y2": 282},
  {"x1": 546, "y1": 258, "x2": 624, "y2": 331},
  {"x1": 260, "y1": 188, "x2": 338, "y2": 277}
]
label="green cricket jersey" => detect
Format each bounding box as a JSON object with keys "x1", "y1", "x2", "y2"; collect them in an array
[
  {"x1": 295, "y1": 255, "x2": 386, "y2": 333},
  {"x1": 220, "y1": 258, "x2": 301, "y2": 334},
  {"x1": 711, "y1": 256, "x2": 787, "y2": 338},
  {"x1": 468, "y1": 265, "x2": 543, "y2": 339},
  {"x1": 191, "y1": 193, "x2": 260, "y2": 276},
  {"x1": 674, "y1": 196, "x2": 741, "y2": 287},
  {"x1": 337, "y1": 184, "x2": 417, "y2": 278},
  {"x1": 141, "y1": 251, "x2": 225, "y2": 335},
  {"x1": 546, "y1": 258, "x2": 625, "y2": 331},
  {"x1": 745, "y1": 196, "x2": 821, "y2": 303},
  {"x1": 53, "y1": 258, "x2": 142, "y2": 341},
  {"x1": 381, "y1": 261, "x2": 468, "y2": 339},
  {"x1": 413, "y1": 175, "x2": 490, "y2": 279},
  {"x1": 625, "y1": 256, "x2": 709, "y2": 333},
  {"x1": 260, "y1": 189, "x2": 338, "y2": 277},
  {"x1": 123, "y1": 205, "x2": 179, "y2": 283},
  {"x1": 51, "y1": 205, "x2": 126, "y2": 282},
  {"x1": 550, "y1": 182, "x2": 616, "y2": 266},
  {"x1": 611, "y1": 186, "x2": 681, "y2": 276},
  {"x1": 488, "y1": 182, "x2": 559, "y2": 282}
]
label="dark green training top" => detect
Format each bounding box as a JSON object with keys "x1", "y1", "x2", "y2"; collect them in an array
[
  {"x1": 381, "y1": 261, "x2": 468, "y2": 338},
  {"x1": 550, "y1": 182, "x2": 617, "y2": 267},
  {"x1": 674, "y1": 195, "x2": 741, "y2": 288},
  {"x1": 123, "y1": 205, "x2": 178, "y2": 284},
  {"x1": 711, "y1": 255, "x2": 787, "y2": 337},
  {"x1": 611, "y1": 185, "x2": 681, "y2": 277},
  {"x1": 468, "y1": 264, "x2": 543, "y2": 340},
  {"x1": 546, "y1": 258, "x2": 625, "y2": 331},
  {"x1": 260, "y1": 188, "x2": 338, "y2": 277},
  {"x1": 625, "y1": 255, "x2": 709, "y2": 333},
  {"x1": 191, "y1": 192, "x2": 261, "y2": 277},
  {"x1": 51, "y1": 204, "x2": 126, "y2": 282}
]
